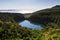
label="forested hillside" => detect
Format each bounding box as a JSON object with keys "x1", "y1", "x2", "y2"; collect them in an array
[
  {"x1": 29, "y1": 5, "x2": 60, "y2": 25},
  {"x1": 0, "y1": 12, "x2": 25, "y2": 22},
  {"x1": 0, "y1": 5, "x2": 60, "y2": 40}
]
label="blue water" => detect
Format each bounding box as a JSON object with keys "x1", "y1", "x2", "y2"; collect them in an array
[{"x1": 19, "y1": 20, "x2": 42, "y2": 28}]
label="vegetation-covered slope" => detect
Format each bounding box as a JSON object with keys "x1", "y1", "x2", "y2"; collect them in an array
[
  {"x1": 23, "y1": 13, "x2": 33, "y2": 19},
  {"x1": 0, "y1": 20, "x2": 32, "y2": 40},
  {"x1": 0, "y1": 12, "x2": 25, "y2": 22},
  {"x1": 0, "y1": 21, "x2": 60, "y2": 40},
  {"x1": 29, "y1": 5, "x2": 60, "y2": 25},
  {"x1": 0, "y1": 5, "x2": 60, "y2": 40}
]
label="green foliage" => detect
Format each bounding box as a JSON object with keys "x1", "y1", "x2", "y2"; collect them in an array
[
  {"x1": 23, "y1": 13, "x2": 33, "y2": 19},
  {"x1": 0, "y1": 5, "x2": 60, "y2": 40},
  {"x1": 0, "y1": 13, "x2": 25, "y2": 22},
  {"x1": 0, "y1": 21, "x2": 60, "y2": 40},
  {"x1": 29, "y1": 5, "x2": 60, "y2": 25},
  {"x1": 40, "y1": 27, "x2": 60, "y2": 40}
]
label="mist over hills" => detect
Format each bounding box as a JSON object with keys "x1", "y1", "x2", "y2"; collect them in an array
[
  {"x1": 0, "y1": 5, "x2": 60, "y2": 24},
  {"x1": 0, "y1": 9, "x2": 19, "y2": 13},
  {"x1": 0, "y1": 9, "x2": 34, "y2": 13},
  {"x1": 33, "y1": 5, "x2": 60, "y2": 13},
  {"x1": 0, "y1": 5, "x2": 60, "y2": 14}
]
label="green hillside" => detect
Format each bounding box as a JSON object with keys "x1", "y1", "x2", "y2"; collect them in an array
[
  {"x1": 0, "y1": 12, "x2": 25, "y2": 22},
  {"x1": 29, "y1": 5, "x2": 60, "y2": 25},
  {"x1": 23, "y1": 13, "x2": 33, "y2": 19},
  {"x1": 0, "y1": 5, "x2": 60, "y2": 40}
]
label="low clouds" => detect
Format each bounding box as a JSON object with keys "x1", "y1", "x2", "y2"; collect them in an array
[{"x1": 0, "y1": 0, "x2": 60, "y2": 12}]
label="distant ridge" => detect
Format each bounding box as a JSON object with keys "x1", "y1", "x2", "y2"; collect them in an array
[
  {"x1": 0, "y1": 9, "x2": 19, "y2": 13},
  {"x1": 33, "y1": 5, "x2": 60, "y2": 13},
  {"x1": 0, "y1": 9, "x2": 19, "y2": 11},
  {"x1": 29, "y1": 5, "x2": 60, "y2": 25},
  {"x1": 52, "y1": 5, "x2": 60, "y2": 8}
]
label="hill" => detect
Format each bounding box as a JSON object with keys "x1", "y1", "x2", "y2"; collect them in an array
[
  {"x1": 23, "y1": 13, "x2": 33, "y2": 19},
  {"x1": 0, "y1": 5, "x2": 60, "y2": 40},
  {"x1": 29, "y1": 5, "x2": 60, "y2": 25},
  {"x1": 0, "y1": 12, "x2": 25, "y2": 22}
]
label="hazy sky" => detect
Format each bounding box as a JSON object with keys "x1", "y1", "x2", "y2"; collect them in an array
[{"x1": 0, "y1": 0, "x2": 60, "y2": 12}]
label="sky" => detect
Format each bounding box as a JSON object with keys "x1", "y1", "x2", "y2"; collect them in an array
[{"x1": 0, "y1": 0, "x2": 60, "y2": 13}]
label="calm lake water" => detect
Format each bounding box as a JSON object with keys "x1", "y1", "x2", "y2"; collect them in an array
[{"x1": 19, "y1": 20, "x2": 42, "y2": 28}]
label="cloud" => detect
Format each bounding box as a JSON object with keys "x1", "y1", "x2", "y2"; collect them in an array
[{"x1": 0, "y1": 0, "x2": 60, "y2": 12}]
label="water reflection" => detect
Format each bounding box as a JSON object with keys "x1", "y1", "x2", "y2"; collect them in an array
[{"x1": 19, "y1": 20, "x2": 42, "y2": 28}]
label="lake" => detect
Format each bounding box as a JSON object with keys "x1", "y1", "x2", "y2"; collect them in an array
[{"x1": 19, "y1": 20, "x2": 42, "y2": 28}]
